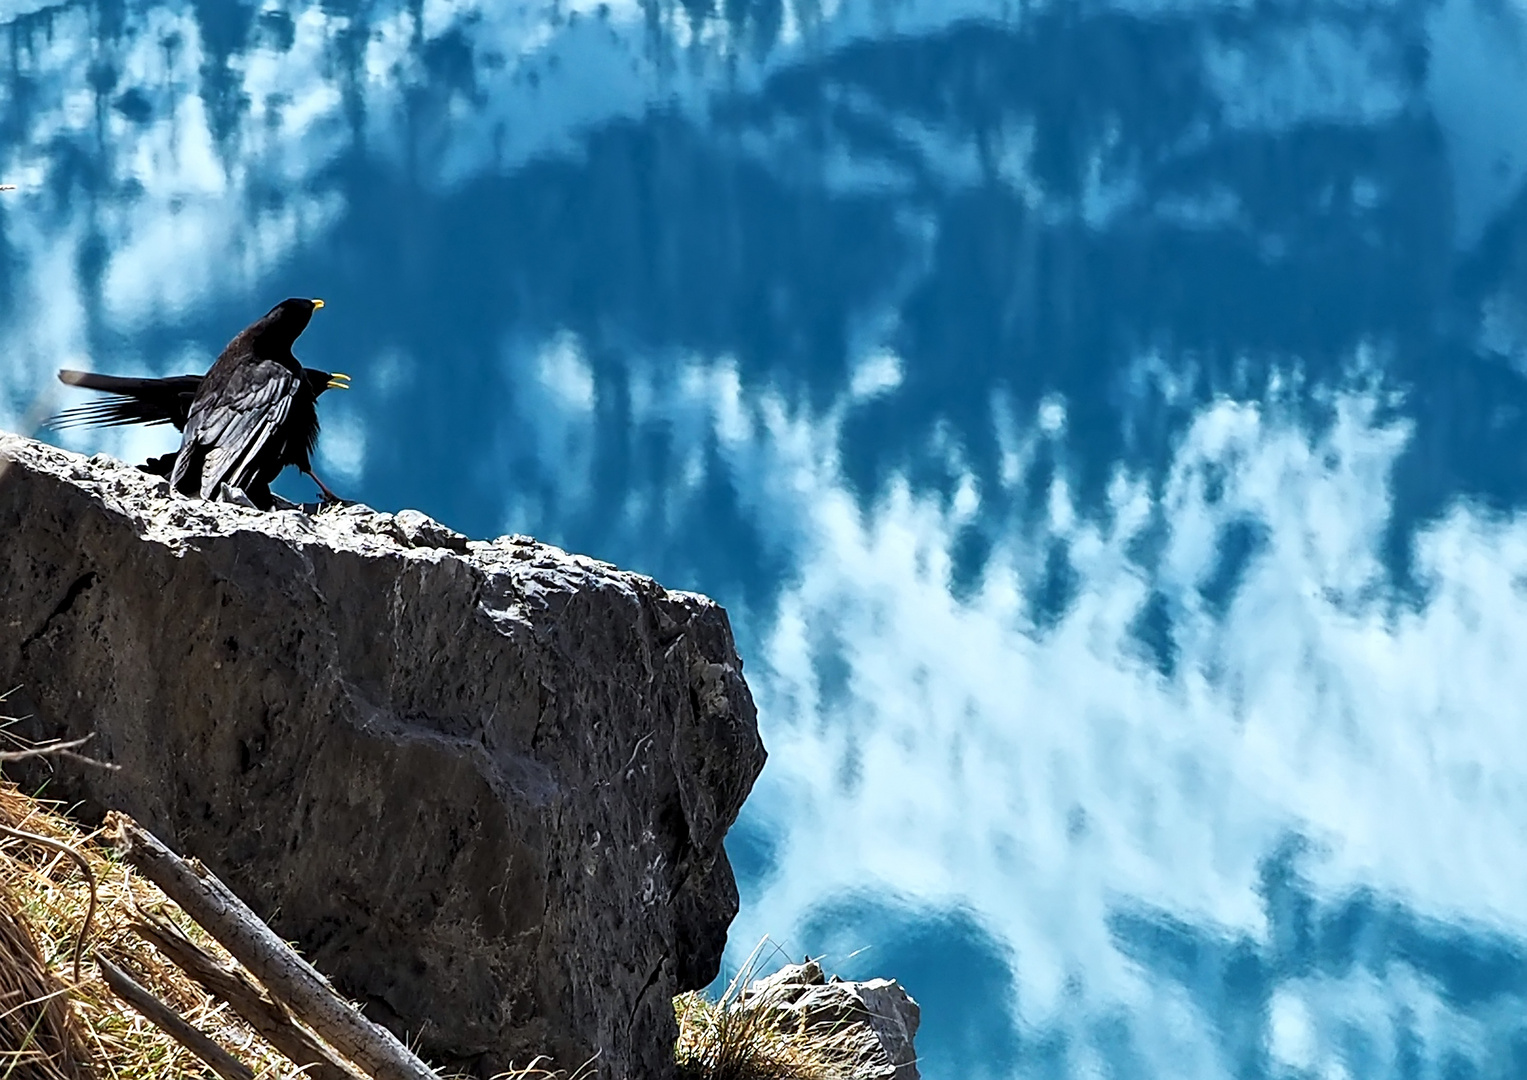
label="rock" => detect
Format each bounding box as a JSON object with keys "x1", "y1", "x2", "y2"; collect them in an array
[
  {"x1": 0, "y1": 433, "x2": 767, "y2": 1080},
  {"x1": 390, "y1": 508, "x2": 471, "y2": 552},
  {"x1": 740, "y1": 961, "x2": 920, "y2": 1080}
]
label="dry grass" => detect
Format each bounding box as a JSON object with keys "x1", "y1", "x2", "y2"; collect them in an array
[
  {"x1": 0, "y1": 783, "x2": 852, "y2": 1080},
  {"x1": 673, "y1": 941, "x2": 862, "y2": 1080},
  {"x1": 0, "y1": 875, "x2": 90, "y2": 1080},
  {"x1": 674, "y1": 991, "x2": 829, "y2": 1080},
  {"x1": 0, "y1": 777, "x2": 313, "y2": 1080}
]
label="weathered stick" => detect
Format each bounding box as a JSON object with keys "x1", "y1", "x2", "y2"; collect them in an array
[
  {"x1": 0, "y1": 734, "x2": 118, "y2": 770},
  {"x1": 0, "y1": 735, "x2": 92, "y2": 762},
  {"x1": 132, "y1": 909, "x2": 368, "y2": 1080},
  {"x1": 97, "y1": 954, "x2": 256, "y2": 1080},
  {"x1": 105, "y1": 812, "x2": 440, "y2": 1080}
]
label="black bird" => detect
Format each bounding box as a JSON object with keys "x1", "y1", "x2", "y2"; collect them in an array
[
  {"x1": 50, "y1": 298, "x2": 349, "y2": 509},
  {"x1": 50, "y1": 363, "x2": 350, "y2": 485},
  {"x1": 165, "y1": 298, "x2": 345, "y2": 510},
  {"x1": 51, "y1": 366, "x2": 349, "y2": 436}
]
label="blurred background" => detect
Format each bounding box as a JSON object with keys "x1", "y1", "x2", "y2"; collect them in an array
[{"x1": 6, "y1": 0, "x2": 1527, "y2": 1076}]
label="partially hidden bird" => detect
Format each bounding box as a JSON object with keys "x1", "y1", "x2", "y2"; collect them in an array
[{"x1": 49, "y1": 298, "x2": 349, "y2": 510}]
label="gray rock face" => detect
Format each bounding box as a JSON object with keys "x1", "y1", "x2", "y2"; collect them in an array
[
  {"x1": 740, "y1": 961, "x2": 920, "y2": 1080},
  {"x1": 0, "y1": 434, "x2": 766, "y2": 1079}
]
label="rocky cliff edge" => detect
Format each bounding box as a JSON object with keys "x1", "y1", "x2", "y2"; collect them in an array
[{"x1": 0, "y1": 433, "x2": 766, "y2": 1080}]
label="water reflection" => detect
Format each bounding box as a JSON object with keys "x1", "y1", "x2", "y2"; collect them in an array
[
  {"x1": 0, "y1": 4, "x2": 1505, "y2": 568},
  {"x1": 1111, "y1": 837, "x2": 1527, "y2": 1077},
  {"x1": 7, "y1": 1, "x2": 1527, "y2": 1078}
]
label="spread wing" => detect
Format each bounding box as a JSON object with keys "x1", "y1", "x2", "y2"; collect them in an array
[
  {"x1": 48, "y1": 372, "x2": 203, "y2": 430},
  {"x1": 171, "y1": 360, "x2": 299, "y2": 499}
]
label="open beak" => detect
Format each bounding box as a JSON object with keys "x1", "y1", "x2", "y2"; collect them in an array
[
  {"x1": 326, "y1": 373, "x2": 351, "y2": 390},
  {"x1": 312, "y1": 298, "x2": 325, "y2": 310}
]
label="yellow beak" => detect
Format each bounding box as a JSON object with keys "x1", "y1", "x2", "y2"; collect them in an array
[
  {"x1": 326, "y1": 373, "x2": 351, "y2": 390},
  {"x1": 312, "y1": 298, "x2": 325, "y2": 310}
]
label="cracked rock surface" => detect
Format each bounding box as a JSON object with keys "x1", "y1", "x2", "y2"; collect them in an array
[{"x1": 0, "y1": 433, "x2": 766, "y2": 1079}]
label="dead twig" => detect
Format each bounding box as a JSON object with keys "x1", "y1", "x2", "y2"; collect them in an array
[
  {"x1": 97, "y1": 953, "x2": 255, "y2": 1080},
  {"x1": 0, "y1": 736, "x2": 92, "y2": 762},
  {"x1": 0, "y1": 734, "x2": 119, "y2": 771}
]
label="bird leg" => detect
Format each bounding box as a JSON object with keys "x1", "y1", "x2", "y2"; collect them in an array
[{"x1": 302, "y1": 467, "x2": 349, "y2": 506}]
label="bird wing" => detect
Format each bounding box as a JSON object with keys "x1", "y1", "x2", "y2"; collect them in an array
[
  {"x1": 47, "y1": 399, "x2": 175, "y2": 430},
  {"x1": 48, "y1": 372, "x2": 203, "y2": 430},
  {"x1": 174, "y1": 360, "x2": 299, "y2": 499}
]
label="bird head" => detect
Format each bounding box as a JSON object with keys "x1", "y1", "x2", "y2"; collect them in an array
[
  {"x1": 307, "y1": 369, "x2": 351, "y2": 397},
  {"x1": 255, "y1": 297, "x2": 325, "y2": 351}
]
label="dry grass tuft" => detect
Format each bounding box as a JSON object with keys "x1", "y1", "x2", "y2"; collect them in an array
[
  {"x1": 0, "y1": 875, "x2": 91, "y2": 1080},
  {"x1": 673, "y1": 941, "x2": 861, "y2": 1080},
  {"x1": 674, "y1": 991, "x2": 824, "y2": 1080}
]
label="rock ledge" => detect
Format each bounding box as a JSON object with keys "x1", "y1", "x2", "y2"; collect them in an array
[{"x1": 0, "y1": 433, "x2": 766, "y2": 1080}]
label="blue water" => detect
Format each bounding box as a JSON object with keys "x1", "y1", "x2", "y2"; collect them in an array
[{"x1": 6, "y1": 1, "x2": 1527, "y2": 1077}]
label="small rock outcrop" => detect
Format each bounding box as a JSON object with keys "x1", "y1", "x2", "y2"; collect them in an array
[
  {"x1": 0, "y1": 434, "x2": 767, "y2": 1079},
  {"x1": 740, "y1": 961, "x2": 920, "y2": 1080}
]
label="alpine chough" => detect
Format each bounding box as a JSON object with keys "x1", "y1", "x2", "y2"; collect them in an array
[
  {"x1": 50, "y1": 363, "x2": 350, "y2": 485},
  {"x1": 152, "y1": 298, "x2": 347, "y2": 509}
]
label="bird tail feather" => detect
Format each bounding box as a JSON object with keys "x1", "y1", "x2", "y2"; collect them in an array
[{"x1": 57, "y1": 370, "x2": 166, "y2": 394}]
